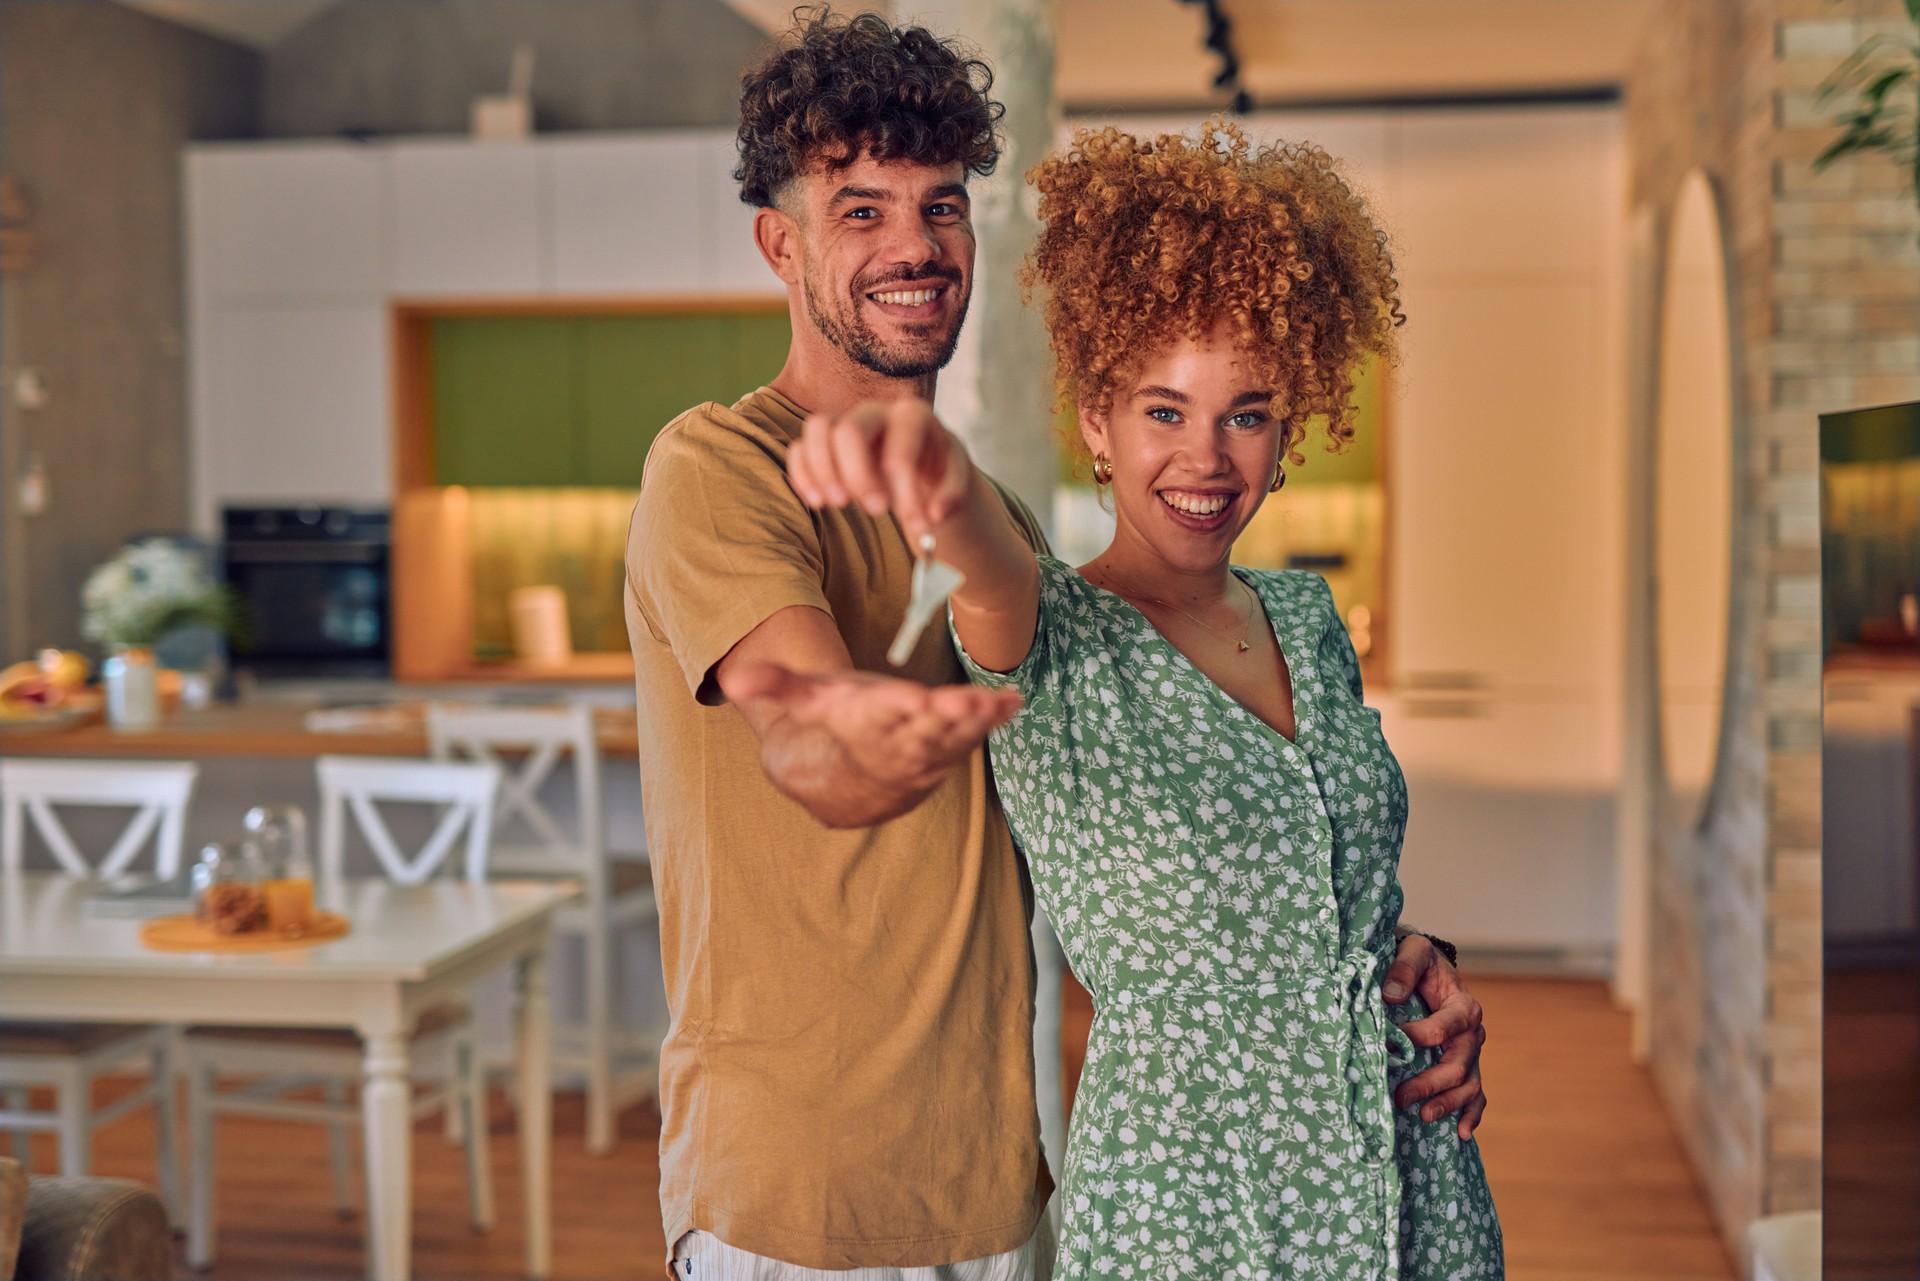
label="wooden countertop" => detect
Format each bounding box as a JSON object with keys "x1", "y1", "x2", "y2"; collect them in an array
[{"x1": 0, "y1": 702, "x2": 641, "y2": 759}]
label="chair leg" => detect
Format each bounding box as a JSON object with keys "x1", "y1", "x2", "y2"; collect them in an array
[
  {"x1": 585, "y1": 919, "x2": 617, "y2": 1155},
  {"x1": 186, "y1": 1058, "x2": 217, "y2": 1270},
  {"x1": 458, "y1": 1035, "x2": 494, "y2": 1232},
  {"x1": 55, "y1": 1068, "x2": 88, "y2": 1177},
  {"x1": 3, "y1": 1087, "x2": 32, "y2": 1166},
  {"x1": 325, "y1": 1081, "x2": 356, "y2": 1220},
  {"x1": 150, "y1": 1036, "x2": 183, "y2": 1227}
]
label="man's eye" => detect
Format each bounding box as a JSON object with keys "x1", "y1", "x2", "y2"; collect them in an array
[
  {"x1": 1147, "y1": 406, "x2": 1181, "y2": 424},
  {"x1": 845, "y1": 207, "x2": 879, "y2": 220},
  {"x1": 928, "y1": 203, "x2": 965, "y2": 218}
]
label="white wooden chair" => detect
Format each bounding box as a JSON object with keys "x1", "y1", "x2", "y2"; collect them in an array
[
  {"x1": 180, "y1": 756, "x2": 502, "y2": 1269},
  {"x1": 0, "y1": 757, "x2": 195, "y2": 1223},
  {"x1": 426, "y1": 703, "x2": 659, "y2": 1155}
]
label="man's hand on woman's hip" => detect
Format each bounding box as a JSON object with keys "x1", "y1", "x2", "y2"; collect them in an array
[{"x1": 1382, "y1": 933, "x2": 1488, "y2": 1139}]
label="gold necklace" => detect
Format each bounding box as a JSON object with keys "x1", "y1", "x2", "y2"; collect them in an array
[{"x1": 1107, "y1": 574, "x2": 1260, "y2": 653}]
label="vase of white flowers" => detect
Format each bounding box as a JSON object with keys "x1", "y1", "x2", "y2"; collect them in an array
[{"x1": 82, "y1": 539, "x2": 239, "y2": 731}]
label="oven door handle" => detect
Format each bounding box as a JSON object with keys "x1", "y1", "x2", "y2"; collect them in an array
[{"x1": 224, "y1": 543, "x2": 387, "y2": 565}]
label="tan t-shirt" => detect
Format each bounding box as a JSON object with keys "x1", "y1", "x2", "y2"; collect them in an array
[{"x1": 624, "y1": 386, "x2": 1054, "y2": 1271}]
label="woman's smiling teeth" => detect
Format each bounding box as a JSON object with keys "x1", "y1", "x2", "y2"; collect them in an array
[
  {"x1": 1159, "y1": 490, "x2": 1232, "y2": 516},
  {"x1": 869, "y1": 287, "x2": 942, "y2": 306}
]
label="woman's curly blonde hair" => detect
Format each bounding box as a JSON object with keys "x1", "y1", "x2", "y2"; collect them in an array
[{"x1": 1021, "y1": 120, "x2": 1403, "y2": 467}]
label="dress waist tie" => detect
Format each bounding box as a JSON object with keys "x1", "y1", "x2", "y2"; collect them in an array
[{"x1": 1339, "y1": 946, "x2": 1418, "y2": 1277}]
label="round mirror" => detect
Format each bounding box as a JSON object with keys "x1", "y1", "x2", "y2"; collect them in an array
[{"x1": 1654, "y1": 170, "x2": 1735, "y2": 823}]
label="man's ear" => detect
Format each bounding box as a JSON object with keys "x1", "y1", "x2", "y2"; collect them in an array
[{"x1": 755, "y1": 206, "x2": 802, "y2": 285}]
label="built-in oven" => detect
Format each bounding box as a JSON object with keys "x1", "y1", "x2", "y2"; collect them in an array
[{"x1": 222, "y1": 505, "x2": 390, "y2": 678}]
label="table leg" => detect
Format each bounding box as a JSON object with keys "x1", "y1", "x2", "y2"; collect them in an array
[
  {"x1": 515, "y1": 944, "x2": 552, "y2": 1280},
  {"x1": 362, "y1": 1030, "x2": 413, "y2": 1281}
]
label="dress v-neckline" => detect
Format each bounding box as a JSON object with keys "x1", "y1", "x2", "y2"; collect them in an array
[{"x1": 1074, "y1": 563, "x2": 1304, "y2": 747}]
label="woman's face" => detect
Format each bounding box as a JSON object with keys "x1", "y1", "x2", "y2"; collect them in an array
[{"x1": 1082, "y1": 324, "x2": 1282, "y2": 576}]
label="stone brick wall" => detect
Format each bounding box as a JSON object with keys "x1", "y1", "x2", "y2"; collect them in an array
[{"x1": 1628, "y1": 0, "x2": 1920, "y2": 1250}]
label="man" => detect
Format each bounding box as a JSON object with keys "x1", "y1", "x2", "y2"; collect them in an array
[{"x1": 624, "y1": 9, "x2": 1487, "y2": 1278}]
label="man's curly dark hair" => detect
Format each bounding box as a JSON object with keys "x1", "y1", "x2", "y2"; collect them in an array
[{"x1": 735, "y1": 5, "x2": 1005, "y2": 209}]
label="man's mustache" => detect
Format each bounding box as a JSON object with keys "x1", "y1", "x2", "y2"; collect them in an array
[{"x1": 854, "y1": 267, "x2": 964, "y2": 292}]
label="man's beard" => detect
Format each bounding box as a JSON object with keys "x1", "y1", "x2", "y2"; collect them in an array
[{"x1": 803, "y1": 269, "x2": 968, "y2": 379}]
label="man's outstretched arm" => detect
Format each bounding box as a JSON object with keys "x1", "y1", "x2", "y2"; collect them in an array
[{"x1": 715, "y1": 603, "x2": 1021, "y2": 830}]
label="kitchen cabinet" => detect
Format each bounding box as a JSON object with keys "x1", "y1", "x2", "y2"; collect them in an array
[
  {"x1": 548, "y1": 134, "x2": 708, "y2": 295},
  {"x1": 429, "y1": 311, "x2": 790, "y2": 488},
  {"x1": 185, "y1": 144, "x2": 386, "y2": 299},
  {"x1": 389, "y1": 140, "x2": 544, "y2": 296},
  {"x1": 696, "y1": 131, "x2": 775, "y2": 293},
  {"x1": 196, "y1": 302, "x2": 391, "y2": 510}
]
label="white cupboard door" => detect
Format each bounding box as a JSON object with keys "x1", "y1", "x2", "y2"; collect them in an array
[
  {"x1": 187, "y1": 145, "x2": 386, "y2": 299},
  {"x1": 1378, "y1": 695, "x2": 1617, "y2": 953},
  {"x1": 201, "y1": 303, "x2": 391, "y2": 509},
  {"x1": 1388, "y1": 278, "x2": 1616, "y2": 694},
  {"x1": 695, "y1": 133, "x2": 778, "y2": 294},
  {"x1": 548, "y1": 134, "x2": 706, "y2": 295},
  {"x1": 390, "y1": 141, "x2": 543, "y2": 296}
]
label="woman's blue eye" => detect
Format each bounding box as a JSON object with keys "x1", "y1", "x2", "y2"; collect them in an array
[
  {"x1": 1146, "y1": 406, "x2": 1181, "y2": 424},
  {"x1": 1227, "y1": 412, "x2": 1267, "y2": 430}
]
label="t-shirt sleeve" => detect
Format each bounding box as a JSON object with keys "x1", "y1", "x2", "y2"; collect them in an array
[
  {"x1": 948, "y1": 553, "x2": 1079, "y2": 705},
  {"x1": 983, "y1": 476, "x2": 1054, "y2": 558},
  {"x1": 626, "y1": 408, "x2": 830, "y2": 706}
]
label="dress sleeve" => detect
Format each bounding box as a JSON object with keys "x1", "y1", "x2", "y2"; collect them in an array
[
  {"x1": 1312, "y1": 574, "x2": 1368, "y2": 703},
  {"x1": 948, "y1": 553, "x2": 1078, "y2": 705},
  {"x1": 626, "y1": 410, "x2": 830, "y2": 706}
]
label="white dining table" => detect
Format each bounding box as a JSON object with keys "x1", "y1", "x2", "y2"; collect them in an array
[{"x1": 0, "y1": 870, "x2": 576, "y2": 1281}]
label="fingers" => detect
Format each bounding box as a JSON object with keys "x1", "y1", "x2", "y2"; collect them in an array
[
  {"x1": 1397, "y1": 991, "x2": 1481, "y2": 1050},
  {"x1": 789, "y1": 401, "x2": 960, "y2": 543},
  {"x1": 1395, "y1": 1028, "x2": 1476, "y2": 1108},
  {"x1": 1419, "y1": 1078, "x2": 1483, "y2": 1127},
  {"x1": 1458, "y1": 1092, "x2": 1487, "y2": 1138},
  {"x1": 1381, "y1": 933, "x2": 1431, "y2": 1004},
  {"x1": 828, "y1": 405, "x2": 891, "y2": 516},
  {"x1": 881, "y1": 400, "x2": 938, "y2": 541}
]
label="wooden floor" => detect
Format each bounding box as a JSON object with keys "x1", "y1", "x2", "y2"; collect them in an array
[{"x1": 30, "y1": 976, "x2": 1734, "y2": 1280}]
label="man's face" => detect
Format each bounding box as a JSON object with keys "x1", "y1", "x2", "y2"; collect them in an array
[{"x1": 782, "y1": 152, "x2": 974, "y2": 380}]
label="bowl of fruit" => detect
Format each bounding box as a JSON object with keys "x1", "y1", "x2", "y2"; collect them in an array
[{"x1": 0, "y1": 649, "x2": 102, "y2": 728}]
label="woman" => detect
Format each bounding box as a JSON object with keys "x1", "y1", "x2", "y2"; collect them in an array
[{"x1": 786, "y1": 122, "x2": 1502, "y2": 1279}]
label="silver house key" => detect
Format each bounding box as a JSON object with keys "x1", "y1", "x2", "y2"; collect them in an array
[{"x1": 888, "y1": 533, "x2": 965, "y2": 666}]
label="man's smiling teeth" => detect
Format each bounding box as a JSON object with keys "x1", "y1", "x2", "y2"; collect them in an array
[
  {"x1": 1160, "y1": 491, "x2": 1231, "y2": 516},
  {"x1": 869, "y1": 288, "x2": 940, "y2": 305}
]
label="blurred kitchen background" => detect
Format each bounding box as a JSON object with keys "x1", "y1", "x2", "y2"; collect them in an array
[{"x1": 2, "y1": 0, "x2": 1916, "y2": 1277}]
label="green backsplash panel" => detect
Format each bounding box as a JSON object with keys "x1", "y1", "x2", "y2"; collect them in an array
[
  {"x1": 433, "y1": 311, "x2": 791, "y2": 487},
  {"x1": 434, "y1": 318, "x2": 580, "y2": 485}
]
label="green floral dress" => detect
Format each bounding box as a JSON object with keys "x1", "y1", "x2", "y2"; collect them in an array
[{"x1": 954, "y1": 555, "x2": 1503, "y2": 1280}]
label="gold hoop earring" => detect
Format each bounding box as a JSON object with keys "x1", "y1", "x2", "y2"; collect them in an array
[
  {"x1": 1269, "y1": 464, "x2": 1286, "y2": 493},
  {"x1": 1092, "y1": 454, "x2": 1113, "y2": 485}
]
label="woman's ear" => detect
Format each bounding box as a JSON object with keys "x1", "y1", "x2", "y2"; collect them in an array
[{"x1": 1078, "y1": 402, "x2": 1110, "y2": 462}]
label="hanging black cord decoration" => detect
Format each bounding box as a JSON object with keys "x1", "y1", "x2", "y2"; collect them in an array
[{"x1": 1176, "y1": 0, "x2": 1253, "y2": 114}]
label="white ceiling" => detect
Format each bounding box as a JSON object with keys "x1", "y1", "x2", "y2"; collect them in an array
[
  {"x1": 117, "y1": 0, "x2": 1657, "y2": 104},
  {"x1": 117, "y1": 0, "x2": 336, "y2": 49}
]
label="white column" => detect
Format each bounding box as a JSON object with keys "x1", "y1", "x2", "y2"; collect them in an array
[
  {"x1": 914, "y1": 0, "x2": 1059, "y2": 531},
  {"x1": 909, "y1": 0, "x2": 1070, "y2": 1195}
]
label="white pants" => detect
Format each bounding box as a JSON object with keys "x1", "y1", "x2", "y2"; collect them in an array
[{"x1": 671, "y1": 1202, "x2": 1056, "y2": 1281}]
